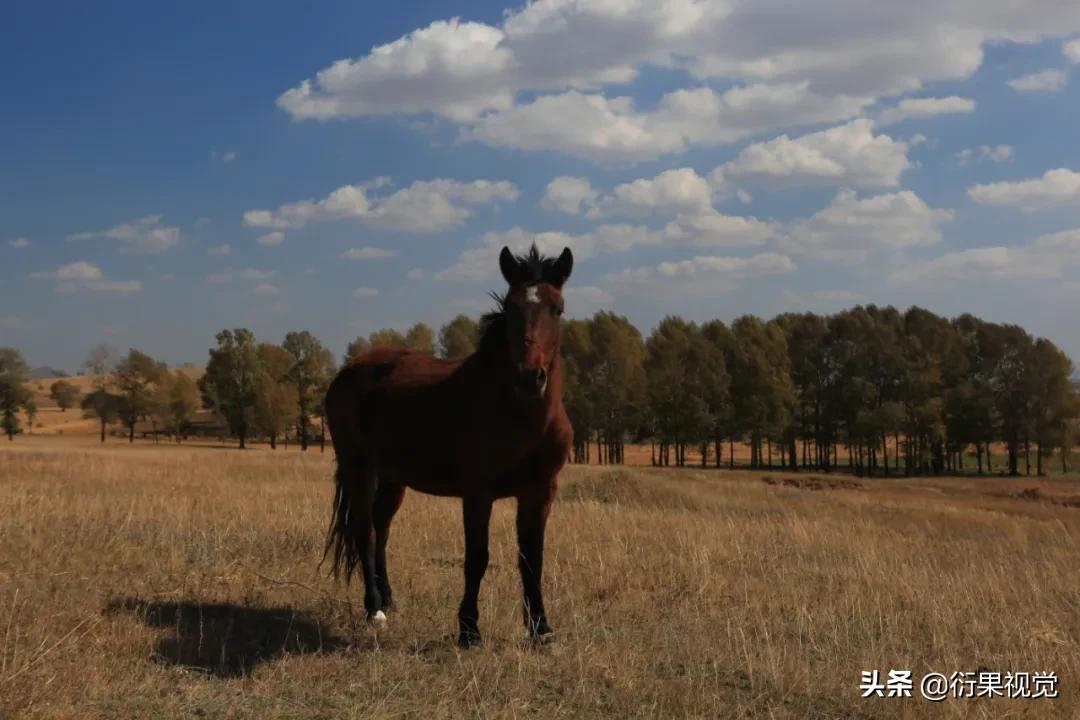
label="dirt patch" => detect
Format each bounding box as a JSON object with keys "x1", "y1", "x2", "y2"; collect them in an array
[
  {"x1": 760, "y1": 475, "x2": 863, "y2": 491},
  {"x1": 1016, "y1": 486, "x2": 1080, "y2": 509},
  {"x1": 560, "y1": 470, "x2": 706, "y2": 511}
]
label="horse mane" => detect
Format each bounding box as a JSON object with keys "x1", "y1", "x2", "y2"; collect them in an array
[
  {"x1": 478, "y1": 292, "x2": 507, "y2": 355},
  {"x1": 508, "y1": 244, "x2": 565, "y2": 284}
]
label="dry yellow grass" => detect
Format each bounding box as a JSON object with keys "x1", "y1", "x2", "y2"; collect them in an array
[{"x1": 2, "y1": 436, "x2": 1078, "y2": 718}]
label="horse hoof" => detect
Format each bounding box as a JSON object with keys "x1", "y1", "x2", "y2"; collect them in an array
[
  {"x1": 458, "y1": 630, "x2": 482, "y2": 649},
  {"x1": 367, "y1": 610, "x2": 387, "y2": 629},
  {"x1": 532, "y1": 629, "x2": 556, "y2": 646}
]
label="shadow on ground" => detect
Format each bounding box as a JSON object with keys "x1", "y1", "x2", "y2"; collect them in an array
[{"x1": 104, "y1": 597, "x2": 347, "y2": 677}]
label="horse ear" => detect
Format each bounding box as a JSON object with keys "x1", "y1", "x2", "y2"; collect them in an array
[
  {"x1": 499, "y1": 246, "x2": 519, "y2": 286},
  {"x1": 550, "y1": 247, "x2": 573, "y2": 288}
]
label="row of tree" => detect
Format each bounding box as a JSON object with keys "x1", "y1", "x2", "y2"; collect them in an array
[
  {"x1": 3, "y1": 306, "x2": 1076, "y2": 477},
  {"x1": 0, "y1": 315, "x2": 480, "y2": 446},
  {"x1": 0, "y1": 345, "x2": 201, "y2": 442},
  {"x1": 78, "y1": 345, "x2": 201, "y2": 443},
  {"x1": 561, "y1": 307, "x2": 1078, "y2": 477},
  {"x1": 194, "y1": 318, "x2": 482, "y2": 449}
]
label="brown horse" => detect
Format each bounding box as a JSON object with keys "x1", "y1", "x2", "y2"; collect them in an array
[{"x1": 324, "y1": 244, "x2": 574, "y2": 647}]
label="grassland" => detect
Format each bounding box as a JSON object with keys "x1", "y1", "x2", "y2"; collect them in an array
[{"x1": 2, "y1": 436, "x2": 1079, "y2": 718}]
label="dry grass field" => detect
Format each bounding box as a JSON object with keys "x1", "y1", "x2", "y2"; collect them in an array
[{"x1": 2, "y1": 436, "x2": 1079, "y2": 718}]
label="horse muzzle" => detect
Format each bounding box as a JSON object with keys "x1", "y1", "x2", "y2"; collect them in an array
[{"x1": 515, "y1": 366, "x2": 548, "y2": 399}]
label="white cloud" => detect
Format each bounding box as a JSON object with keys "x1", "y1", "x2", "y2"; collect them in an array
[
  {"x1": 467, "y1": 91, "x2": 683, "y2": 162},
  {"x1": 968, "y1": 168, "x2": 1080, "y2": 211},
  {"x1": 437, "y1": 227, "x2": 598, "y2": 281},
  {"x1": 954, "y1": 145, "x2": 1014, "y2": 165},
  {"x1": 580, "y1": 167, "x2": 774, "y2": 247},
  {"x1": 67, "y1": 215, "x2": 180, "y2": 254},
  {"x1": 29, "y1": 261, "x2": 142, "y2": 294},
  {"x1": 366, "y1": 179, "x2": 519, "y2": 232},
  {"x1": 242, "y1": 185, "x2": 370, "y2": 229},
  {"x1": 436, "y1": 207, "x2": 772, "y2": 282},
  {"x1": 711, "y1": 119, "x2": 910, "y2": 190},
  {"x1": 877, "y1": 96, "x2": 975, "y2": 126},
  {"x1": 33, "y1": 261, "x2": 103, "y2": 281},
  {"x1": 278, "y1": 19, "x2": 515, "y2": 122},
  {"x1": 207, "y1": 243, "x2": 232, "y2": 256},
  {"x1": 1066, "y1": 38, "x2": 1080, "y2": 63},
  {"x1": 206, "y1": 268, "x2": 277, "y2": 284},
  {"x1": 467, "y1": 84, "x2": 869, "y2": 161},
  {"x1": 244, "y1": 178, "x2": 518, "y2": 232},
  {"x1": 889, "y1": 231, "x2": 1079, "y2": 286},
  {"x1": 590, "y1": 168, "x2": 713, "y2": 218},
  {"x1": 607, "y1": 252, "x2": 795, "y2": 293},
  {"x1": 655, "y1": 253, "x2": 795, "y2": 278},
  {"x1": 280, "y1": 3, "x2": 1076, "y2": 116},
  {"x1": 782, "y1": 189, "x2": 952, "y2": 262},
  {"x1": 238, "y1": 268, "x2": 276, "y2": 281},
  {"x1": 78, "y1": 281, "x2": 143, "y2": 294},
  {"x1": 253, "y1": 283, "x2": 279, "y2": 296},
  {"x1": 659, "y1": 209, "x2": 774, "y2": 248},
  {"x1": 649, "y1": 83, "x2": 870, "y2": 147},
  {"x1": 1007, "y1": 68, "x2": 1067, "y2": 92},
  {"x1": 406, "y1": 268, "x2": 425, "y2": 280},
  {"x1": 542, "y1": 177, "x2": 598, "y2": 215},
  {"x1": 445, "y1": 297, "x2": 492, "y2": 316},
  {"x1": 222, "y1": 151, "x2": 237, "y2": 163},
  {"x1": 781, "y1": 288, "x2": 864, "y2": 310},
  {"x1": 563, "y1": 286, "x2": 615, "y2": 317},
  {"x1": 256, "y1": 231, "x2": 285, "y2": 247},
  {"x1": 354, "y1": 287, "x2": 379, "y2": 298},
  {"x1": 909, "y1": 133, "x2": 928, "y2": 147},
  {"x1": 277, "y1": 1, "x2": 1080, "y2": 161},
  {"x1": 940, "y1": 246, "x2": 1050, "y2": 278},
  {"x1": 342, "y1": 246, "x2": 397, "y2": 260},
  {"x1": 438, "y1": 168, "x2": 781, "y2": 282},
  {"x1": 7, "y1": 238, "x2": 30, "y2": 249}
]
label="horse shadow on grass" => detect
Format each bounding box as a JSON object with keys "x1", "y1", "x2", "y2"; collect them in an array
[{"x1": 104, "y1": 597, "x2": 349, "y2": 677}]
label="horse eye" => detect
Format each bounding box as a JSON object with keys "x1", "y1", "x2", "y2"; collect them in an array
[{"x1": 554, "y1": 306, "x2": 564, "y2": 317}]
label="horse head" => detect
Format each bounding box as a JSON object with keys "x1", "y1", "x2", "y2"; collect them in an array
[{"x1": 497, "y1": 244, "x2": 573, "y2": 400}]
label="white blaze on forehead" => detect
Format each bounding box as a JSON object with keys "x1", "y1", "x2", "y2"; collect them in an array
[{"x1": 525, "y1": 285, "x2": 540, "y2": 303}]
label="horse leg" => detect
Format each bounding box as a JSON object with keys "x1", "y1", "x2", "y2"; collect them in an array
[
  {"x1": 327, "y1": 454, "x2": 384, "y2": 626},
  {"x1": 458, "y1": 495, "x2": 492, "y2": 648},
  {"x1": 373, "y1": 482, "x2": 405, "y2": 613},
  {"x1": 516, "y1": 484, "x2": 555, "y2": 642}
]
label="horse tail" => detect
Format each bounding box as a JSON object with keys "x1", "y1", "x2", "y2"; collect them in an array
[{"x1": 321, "y1": 367, "x2": 371, "y2": 585}]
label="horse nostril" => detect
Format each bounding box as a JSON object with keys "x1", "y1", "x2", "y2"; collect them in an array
[{"x1": 535, "y1": 368, "x2": 548, "y2": 389}]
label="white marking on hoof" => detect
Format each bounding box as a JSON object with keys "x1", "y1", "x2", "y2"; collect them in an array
[
  {"x1": 368, "y1": 610, "x2": 387, "y2": 629},
  {"x1": 525, "y1": 286, "x2": 540, "y2": 303}
]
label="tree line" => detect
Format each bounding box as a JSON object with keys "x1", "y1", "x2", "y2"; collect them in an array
[
  {"x1": 0, "y1": 317, "x2": 476, "y2": 446},
  {"x1": 561, "y1": 307, "x2": 1078, "y2": 477},
  {"x1": 1, "y1": 306, "x2": 1076, "y2": 478}
]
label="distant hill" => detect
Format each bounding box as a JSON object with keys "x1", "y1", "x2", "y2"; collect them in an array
[
  {"x1": 20, "y1": 367, "x2": 205, "y2": 435},
  {"x1": 27, "y1": 366, "x2": 68, "y2": 379}
]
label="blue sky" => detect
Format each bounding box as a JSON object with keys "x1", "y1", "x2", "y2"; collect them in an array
[{"x1": 4, "y1": 0, "x2": 1080, "y2": 371}]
